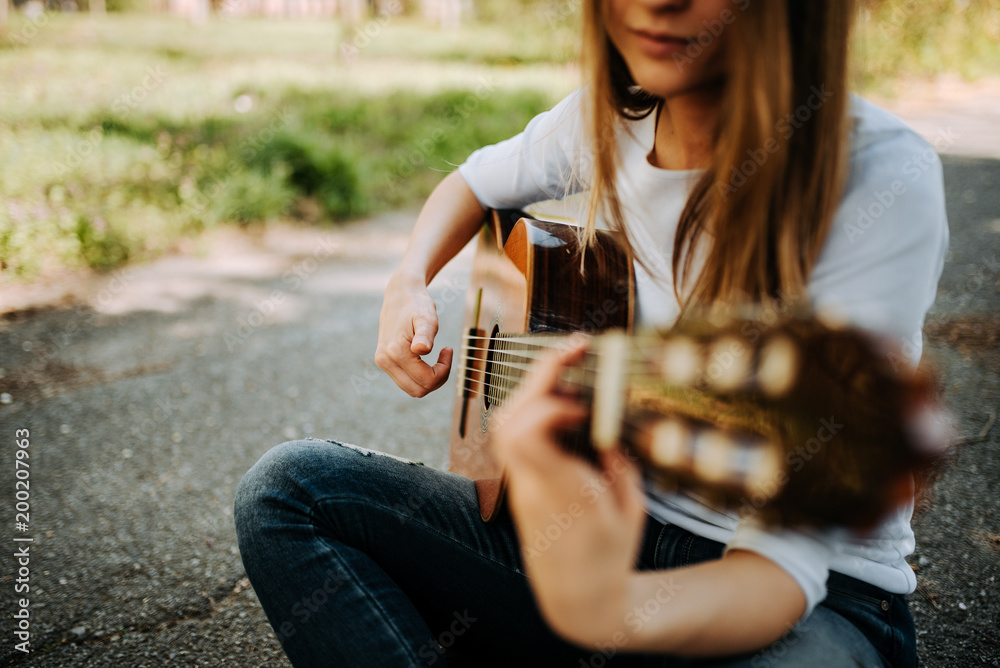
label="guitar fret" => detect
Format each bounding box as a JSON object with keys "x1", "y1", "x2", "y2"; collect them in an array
[{"x1": 500, "y1": 336, "x2": 507, "y2": 404}]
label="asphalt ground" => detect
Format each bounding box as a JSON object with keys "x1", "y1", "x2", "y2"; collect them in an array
[{"x1": 2, "y1": 109, "x2": 999, "y2": 665}]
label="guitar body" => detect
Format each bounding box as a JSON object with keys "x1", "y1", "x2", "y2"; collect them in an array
[{"x1": 448, "y1": 211, "x2": 634, "y2": 517}]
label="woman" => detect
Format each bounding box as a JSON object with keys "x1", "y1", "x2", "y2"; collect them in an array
[{"x1": 235, "y1": 0, "x2": 948, "y2": 666}]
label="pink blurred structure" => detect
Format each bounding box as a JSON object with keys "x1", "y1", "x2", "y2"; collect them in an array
[{"x1": 147, "y1": 0, "x2": 464, "y2": 25}]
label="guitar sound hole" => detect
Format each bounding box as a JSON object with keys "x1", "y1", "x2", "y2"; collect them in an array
[{"x1": 483, "y1": 324, "x2": 500, "y2": 411}]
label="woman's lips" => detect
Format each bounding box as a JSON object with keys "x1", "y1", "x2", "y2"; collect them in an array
[{"x1": 631, "y1": 29, "x2": 695, "y2": 58}]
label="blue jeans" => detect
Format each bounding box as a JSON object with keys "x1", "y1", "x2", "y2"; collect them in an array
[{"x1": 234, "y1": 439, "x2": 917, "y2": 668}]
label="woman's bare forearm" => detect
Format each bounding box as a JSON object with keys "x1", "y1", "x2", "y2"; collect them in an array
[
  {"x1": 375, "y1": 170, "x2": 486, "y2": 396},
  {"x1": 620, "y1": 551, "x2": 805, "y2": 655},
  {"x1": 544, "y1": 551, "x2": 806, "y2": 657},
  {"x1": 395, "y1": 170, "x2": 486, "y2": 286}
]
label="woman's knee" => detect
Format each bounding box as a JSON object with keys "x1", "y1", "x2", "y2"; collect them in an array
[{"x1": 234, "y1": 439, "x2": 333, "y2": 537}]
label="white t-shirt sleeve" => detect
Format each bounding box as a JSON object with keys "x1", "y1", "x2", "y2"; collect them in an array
[
  {"x1": 808, "y1": 111, "x2": 950, "y2": 368},
  {"x1": 726, "y1": 104, "x2": 949, "y2": 620},
  {"x1": 457, "y1": 88, "x2": 590, "y2": 209}
]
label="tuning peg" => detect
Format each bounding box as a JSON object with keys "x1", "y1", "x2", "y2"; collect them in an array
[
  {"x1": 756, "y1": 335, "x2": 799, "y2": 397},
  {"x1": 659, "y1": 337, "x2": 701, "y2": 386},
  {"x1": 692, "y1": 429, "x2": 738, "y2": 484},
  {"x1": 815, "y1": 305, "x2": 852, "y2": 331},
  {"x1": 906, "y1": 403, "x2": 955, "y2": 457},
  {"x1": 648, "y1": 418, "x2": 691, "y2": 470},
  {"x1": 705, "y1": 336, "x2": 751, "y2": 392}
]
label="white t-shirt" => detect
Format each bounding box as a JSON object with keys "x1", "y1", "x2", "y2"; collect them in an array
[{"x1": 457, "y1": 88, "x2": 949, "y2": 618}]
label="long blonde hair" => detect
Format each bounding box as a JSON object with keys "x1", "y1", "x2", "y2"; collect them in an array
[{"x1": 582, "y1": 0, "x2": 857, "y2": 314}]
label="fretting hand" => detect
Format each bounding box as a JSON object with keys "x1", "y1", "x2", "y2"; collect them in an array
[{"x1": 493, "y1": 340, "x2": 648, "y2": 645}]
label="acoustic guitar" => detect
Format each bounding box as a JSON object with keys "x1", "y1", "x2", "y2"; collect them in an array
[{"x1": 447, "y1": 210, "x2": 947, "y2": 530}]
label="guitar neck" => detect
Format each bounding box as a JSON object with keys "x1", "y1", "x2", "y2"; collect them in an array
[{"x1": 456, "y1": 316, "x2": 946, "y2": 530}]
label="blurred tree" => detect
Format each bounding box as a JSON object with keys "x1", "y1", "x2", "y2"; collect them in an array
[
  {"x1": 420, "y1": 0, "x2": 462, "y2": 28},
  {"x1": 167, "y1": 0, "x2": 208, "y2": 22},
  {"x1": 341, "y1": 0, "x2": 364, "y2": 24}
]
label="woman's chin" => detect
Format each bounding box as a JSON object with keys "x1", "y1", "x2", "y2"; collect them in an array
[{"x1": 629, "y1": 66, "x2": 727, "y2": 101}]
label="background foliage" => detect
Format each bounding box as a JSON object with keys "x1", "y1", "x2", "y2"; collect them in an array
[{"x1": 0, "y1": 0, "x2": 996, "y2": 279}]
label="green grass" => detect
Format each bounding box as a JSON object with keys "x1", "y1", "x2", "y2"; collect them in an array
[
  {"x1": 0, "y1": 15, "x2": 567, "y2": 279},
  {"x1": 0, "y1": 4, "x2": 996, "y2": 281}
]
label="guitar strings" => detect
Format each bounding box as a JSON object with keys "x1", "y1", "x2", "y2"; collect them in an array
[
  {"x1": 458, "y1": 342, "x2": 662, "y2": 366},
  {"x1": 455, "y1": 374, "x2": 780, "y2": 469},
  {"x1": 458, "y1": 328, "x2": 870, "y2": 405},
  {"x1": 454, "y1": 363, "x2": 751, "y2": 416},
  {"x1": 455, "y1": 354, "x2": 652, "y2": 381},
  {"x1": 453, "y1": 351, "x2": 780, "y2": 469},
  {"x1": 455, "y1": 365, "x2": 659, "y2": 399},
  {"x1": 461, "y1": 331, "x2": 673, "y2": 345},
  {"x1": 456, "y1": 356, "x2": 665, "y2": 405},
  {"x1": 455, "y1": 328, "x2": 778, "y2": 394},
  {"x1": 457, "y1": 345, "x2": 601, "y2": 403},
  {"x1": 456, "y1": 333, "x2": 667, "y2": 376},
  {"x1": 454, "y1": 381, "x2": 714, "y2": 455},
  {"x1": 453, "y1": 327, "x2": 784, "y2": 408},
  {"x1": 459, "y1": 332, "x2": 684, "y2": 362}
]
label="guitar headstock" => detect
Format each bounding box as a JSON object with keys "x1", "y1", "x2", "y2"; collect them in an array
[{"x1": 583, "y1": 312, "x2": 950, "y2": 531}]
